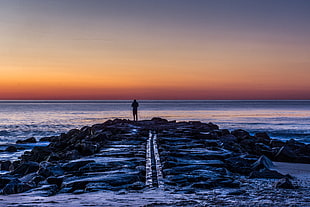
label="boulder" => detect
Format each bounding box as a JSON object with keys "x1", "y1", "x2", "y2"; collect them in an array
[
  {"x1": 231, "y1": 129, "x2": 250, "y2": 140},
  {"x1": 225, "y1": 157, "x2": 253, "y2": 175},
  {"x1": 127, "y1": 181, "x2": 146, "y2": 190},
  {"x1": 274, "y1": 145, "x2": 297, "y2": 162},
  {"x1": 21, "y1": 146, "x2": 52, "y2": 162},
  {"x1": 75, "y1": 142, "x2": 99, "y2": 156},
  {"x1": 16, "y1": 137, "x2": 37, "y2": 144},
  {"x1": 62, "y1": 160, "x2": 95, "y2": 172},
  {"x1": 0, "y1": 161, "x2": 11, "y2": 171},
  {"x1": 1, "y1": 180, "x2": 32, "y2": 195},
  {"x1": 251, "y1": 155, "x2": 274, "y2": 171},
  {"x1": 11, "y1": 161, "x2": 39, "y2": 176},
  {"x1": 254, "y1": 132, "x2": 271, "y2": 144},
  {"x1": 47, "y1": 176, "x2": 63, "y2": 188},
  {"x1": 5, "y1": 146, "x2": 17, "y2": 152},
  {"x1": 0, "y1": 177, "x2": 13, "y2": 189},
  {"x1": 275, "y1": 177, "x2": 296, "y2": 189}
]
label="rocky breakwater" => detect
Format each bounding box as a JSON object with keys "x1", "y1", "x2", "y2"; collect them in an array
[{"x1": 0, "y1": 118, "x2": 309, "y2": 201}]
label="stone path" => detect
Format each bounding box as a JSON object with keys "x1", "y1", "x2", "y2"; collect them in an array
[{"x1": 146, "y1": 131, "x2": 164, "y2": 188}]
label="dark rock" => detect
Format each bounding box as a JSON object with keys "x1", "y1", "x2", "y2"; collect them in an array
[
  {"x1": 16, "y1": 137, "x2": 37, "y2": 144},
  {"x1": 29, "y1": 184, "x2": 59, "y2": 196},
  {"x1": 274, "y1": 145, "x2": 297, "y2": 162},
  {"x1": 219, "y1": 135, "x2": 242, "y2": 152},
  {"x1": 191, "y1": 181, "x2": 214, "y2": 189},
  {"x1": 78, "y1": 162, "x2": 112, "y2": 173},
  {"x1": 151, "y1": 117, "x2": 169, "y2": 124},
  {"x1": 75, "y1": 142, "x2": 100, "y2": 156},
  {"x1": 30, "y1": 175, "x2": 45, "y2": 186},
  {"x1": 1, "y1": 180, "x2": 32, "y2": 195},
  {"x1": 63, "y1": 149, "x2": 81, "y2": 160},
  {"x1": 232, "y1": 129, "x2": 250, "y2": 140},
  {"x1": 47, "y1": 176, "x2": 63, "y2": 188},
  {"x1": 0, "y1": 161, "x2": 11, "y2": 171},
  {"x1": 228, "y1": 189, "x2": 246, "y2": 195},
  {"x1": 10, "y1": 161, "x2": 21, "y2": 171},
  {"x1": 251, "y1": 155, "x2": 274, "y2": 171},
  {"x1": 219, "y1": 129, "x2": 230, "y2": 136},
  {"x1": 275, "y1": 177, "x2": 296, "y2": 189},
  {"x1": 37, "y1": 162, "x2": 64, "y2": 178},
  {"x1": 37, "y1": 166, "x2": 53, "y2": 178},
  {"x1": 255, "y1": 132, "x2": 271, "y2": 144},
  {"x1": 19, "y1": 172, "x2": 38, "y2": 183},
  {"x1": 62, "y1": 160, "x2": 95, "y2": 172},
  {"x1": 127, "y1": 181, "x2": 146, "y2": 190},
  {"x1": 269, "y1": 139, "x2": 285, "y2": 147},
  {"x1": 90, "y1": 133, "x2": 108, "y2": 142},
  {"x1": 249, "y1": 169, "x2": 286, "y2": 179},
  {"x1": 11, "y1": 161, "x2": 39, "y2": 176},
  {"x1": 5, "y1": 146, "x2": 17, "y2": 152},
  {"x1": 39, "y1": 136, "x2": 59, "y2": 142},
  {"x1": 21, "y1": 146, "x2": 52, "y2": 162},
  {"x1": 225, "y1": 157, "x2": 253, "y2": 175},
  {"x1": 0, "y1": 177, "x2": 12, "y2": 189},
  {"x1": 253, "y1": 143, "x2": 273, "y2": 157}
]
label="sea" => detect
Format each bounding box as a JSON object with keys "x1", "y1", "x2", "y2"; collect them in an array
[{"x1": 0, "y1": 100, "x2": 309, "y2": 146}]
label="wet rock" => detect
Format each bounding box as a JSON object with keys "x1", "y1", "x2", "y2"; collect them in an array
[
  {"x1": 29, "y1": 184, "x2": 59, "y2": 196},
  {"x1": 10, "y1": 160, "x2": 21, "y2": 171},
  {"x1": 30, "y1": 175, "x2": 45, "y2": 186},
  {"x1": 274, "y1": 145, "x2": 297, "y2": 162},
  {"x1": 269, "y1": 139, "x2": 285, "y2": 147},
  {"x1": 1, "y1": 179, "x2": 32, "y2": 195},
  {"x1": 47, "y1": 176, "x2": 63, "y2": 188},
  {"x1": 5, "y1": 146, "x2": 17, "y2": 152},
  {"x1": 0, "y1": 177, "x2": 13, "y2": 189},
  {"x1": 191, "y1": 181, "x2": 214, "y2": 189},
  {"x1": 127, "y1": 181, "x2": 146, "y2": 190},
  {"x1": 255, "y1": 132, "x2": 271, "y2": 144},
  {"x1": 75, "y1": 141, "x2": 100, "y2": 156},
  {"x1": 249, "y1": 169, "x2": 286, "y2": 179},
  {"x1": 275, "y1": 177, "x2": 296, "y2": 189},
  {"x1": 90, "y1": 133, "x2": 108, "y2": 142},
  {"x1": 251, "y1": 155, "x2": 274, "y2": 171},
  {"x1": 78, "y1": 162, "x2": 114, "y2": 173},
  {"x1": 228, "y1": 189, "x2": 246, "y2": 195},
  {"x1": 0, "y1": 160, "x2": 11, "y2": 171},
  {"x1": 62, "y1": 160, "x2": 95, "y2": 172},
  {"x1": 21, "y1": 146, "x2": 52, "y2": 162},
  {"x1": 225, "y1": 157, "x2": 254, "y2": 175},
  {"x1": 38, "y1": 162, "x2": 64, "y2": 178},
  {"x1": 39, "y1": 135, "x2": 59, "y2": 142},
  {"x1": 11, "y1": 161, "x2": 39, "y2": 176},
  {"x1": 16, "y1": 137, "x2": 37, "y2": 144},
  {"x1": 19, "y1": 172, "x2": 37, "y2": 183},
  {"x1": 63, "y1": 149, "x2": 81, "y2": 160},
  {"x1": 231, "y1": 129, "x2": 250, "y2": 140}
]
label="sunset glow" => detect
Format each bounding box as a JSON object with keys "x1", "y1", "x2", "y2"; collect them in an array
[{"x1": 1, "y1": 0, "x2": 310, "y2": 100}]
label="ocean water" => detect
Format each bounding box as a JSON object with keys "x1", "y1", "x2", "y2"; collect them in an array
[{"x1": 0, "y1": 100, "x2": 309, "y2": 144}]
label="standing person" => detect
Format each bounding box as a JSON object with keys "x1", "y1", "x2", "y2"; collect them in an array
[{"x1": 131, "y1": 99, "x2": 139, "y2": 121}]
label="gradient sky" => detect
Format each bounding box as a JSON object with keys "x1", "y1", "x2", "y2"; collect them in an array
[{"x1": 1, "y1": 0, "x2": 310, "y2": 100}]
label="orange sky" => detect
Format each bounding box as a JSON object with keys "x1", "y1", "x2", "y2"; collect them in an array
[{"x1": 1, "y1": 1, "x2": 310, "y2": 100}]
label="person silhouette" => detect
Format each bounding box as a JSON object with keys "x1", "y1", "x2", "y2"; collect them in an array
[{"x1": 131, "y1": 99, "x2": 139, "y2": 121}]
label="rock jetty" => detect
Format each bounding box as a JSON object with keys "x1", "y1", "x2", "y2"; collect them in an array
[{"x1": 0, "y1": 118, "x2": 309, "y2": 205}]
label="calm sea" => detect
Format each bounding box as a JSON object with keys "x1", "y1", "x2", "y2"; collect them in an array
[{"x1": 0, "y1": 100, "x2": 309, "y2": 144}]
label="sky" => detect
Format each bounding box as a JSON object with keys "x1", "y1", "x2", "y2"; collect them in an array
[{"x1": 0, "y1": 0, "x2": 310, "y2": 100}]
